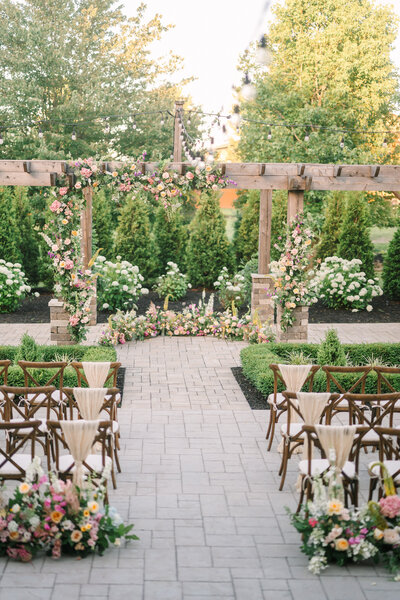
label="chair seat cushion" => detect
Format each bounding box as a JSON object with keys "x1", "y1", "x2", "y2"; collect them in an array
[
  {"x1": 9, "y1": 417, "x2": 47, "y2": 433},
  {"x1": 27, "y1": 390, "x2": 65, "y2": 404},
  {"x1": 58, "y1": 454, "x2": 112, "y2": 475},
  {"x1": 0, "y1": 454, "x2": 40, "y2": 476},
  {"x1": 369, "y1": 460, "x2": 400, "y2": 482},
  {"x1": 280, "y1": 422, "x2": 305, "y2": 438},
  {"x1": 298, "y1": 459, "x2": 355, "y2": 479}
]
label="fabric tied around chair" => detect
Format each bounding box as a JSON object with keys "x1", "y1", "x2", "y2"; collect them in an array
[
  {"x1": 82, "y1": 362, "x2": 111, "y2": 387},
  {"x1": 277, "y1": 364, "x2": 312, "y2": 453},
  {"x1": 73, "y1": 388, "x2": 106, "y2": 420},
  {"x1": 59, "y1": 420, "x2": 99, "y2": 489},
  {"x1": 315, "y1": 424, "x2": 357, "y2": 499}
]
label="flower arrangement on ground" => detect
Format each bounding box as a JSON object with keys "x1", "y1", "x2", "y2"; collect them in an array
[
  {"x1": 153, "y1": 262, "x2": 190, "y2": 300},
  {"x1": 99, "y1": 294, "x2": 274, "y2": 346},
  {"x1": 94, "y1": 255, "x2": 148, "y2": 312},
  {"x1": 288, "y1": 459, "x2": 400, "y2": 579},
  {"x1": 214, "y1": 267, "x2": 247, "y2": 309},
  {"x1": 309, "y1": 257, "x2": 382, "y2": 312},
  {"x1": 0, "y1": 260, "x2": 38, "y2": 313},
  {"x1": 0, "y1": 458, "x2": 137, "y2": 561},
  {"x1": 270, "y1": 215, "x2": 317, "y2": 330}
]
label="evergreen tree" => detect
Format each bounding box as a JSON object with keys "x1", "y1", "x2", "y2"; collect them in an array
[
  {"x1": 270, "y1": 191, "x2": 288, "y2": 262},
  {"x1": 93, "y1": 189, "x2": 114, "y2": 259},
  {"x1": 235, "y1": 191, "x2": 259, "y2": 264},
  {"x1": 317, "y1": 328, "x2": 347, "y2": 366},
  {"x1": 317, "y1": 192, "x2": 346, "y2": 260},
  {"x1": 114, "y1": 192, "x2": 157, "y2": 283},
  {"x1": 337, "y1": 194, "x2": 375, "y2": 278},
  {"x1": 382, "y1": 226, "x2": 400, "y2": 299},
  {"x1": 153, "y1": 206, "x2": 188, "y2": 274},
  {"x1": 186, "y1": 192, "x2": 233, "y2": 288},
  {"x1": 0, "y1": 187, "x2": 23, "y2": 263},
  {"x1": 13, "y1": 188, "x2": 41, "y2": 284}
]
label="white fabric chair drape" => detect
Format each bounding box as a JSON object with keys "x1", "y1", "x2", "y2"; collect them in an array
[
  {"x1": 278, "y1": 364, "x2": 312, "y2": 393},
  {"x1": 315, "y1": 424, "x2": 357, "y2": 474},
  {"x1": 73, "y1": 388, "x2": 105, "y2": 420},
  {"x1": 82, "y1": 362, "x2": 110, "y2": 387},
  {"x1": 59, "y1": 420, "x2": 99, "y2": 488}
]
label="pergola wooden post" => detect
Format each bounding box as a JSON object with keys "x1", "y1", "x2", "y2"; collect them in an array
[
  {"x1": 173, "y1": 100, "x2": 184, "y2": 162},
  {"x1": 1, "y1": 159, "x2": 400, "y2": 343},
  {"x1": 81, "y1": 186, "x2": 97, "y2": 325},
  {"x1": 251, "y1": 189, "x2": 274, "y2": 323}
]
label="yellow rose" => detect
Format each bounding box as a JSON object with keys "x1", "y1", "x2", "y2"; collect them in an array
[
  {"x1": 86, "y1": 523, "x2": 92, "y2": 531},
  {"x1": 19, "y1": 482, "x2": 31, "y2": 494},
  {"x1": 327, "y1": 499, "x2": 344, "y2": 515},
  {"x1": 81, "y1": 525, "x2": 87, "y2": 532},
  {"x1": 89, "y1": 502, "x2": 99, "y2": 513},
  {"x1": 112, "y1": 171, "x2": 118, "y2": 177},
  {"x1": 71, "y1": 230, "x2": 78, "y2": 237},
  {"x1": 51, "y1": 510, "x2": 63, "y2": 524},
  {"x1": 334, "y1": 538, "x2": 349, "y2": 551},
  {"x1": 71, "y1": 530, "x2": 82, "y2": 542},
  {"x1": 9, "y1": 531, "x2": 19, "y2": 540},
  {"x1": 83, "y1": 509, "x2": 90, "y2": 518},
  {"x1": 293, "y1": 288, "x2": 299, "y2": 294},
  {"x1": 62, "y1": 219, "x2": 68, "y2": 225}
]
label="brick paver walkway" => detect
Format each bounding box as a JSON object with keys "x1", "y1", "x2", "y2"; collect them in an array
[{"x1": 0, "y1": 336, "x2": 398, "y2": 599}]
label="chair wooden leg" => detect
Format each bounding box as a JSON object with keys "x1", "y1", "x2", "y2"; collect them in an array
[
  {"x1": 296, "y1": 480, "x2": 305, "y2": 513},
  {"x1": 114, "y1": 446, "x2": 122, "y2": 473},
  {"x1": 267, "y1": 411, "x2": 276, "y2": 451},
  {"x1": 279, "y1": 444, "x2": 289, "y2": 491}
]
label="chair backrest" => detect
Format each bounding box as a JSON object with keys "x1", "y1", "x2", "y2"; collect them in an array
[
  {"x1": 0, "y1": 360, "x2": 11, "y2": 385},
  {"x1": 373, "y1": 426, "x2": 400, "y2": 486},
  {"x1": 71, "y1": 362, "x2": 121, "y2": 388},
  {"x1": 327, "y1": 392, "x2": 400, "y2": 429},
  {"x1": 322, "y1": 365, "x2": 372, "y2": 394},
  {"x1": 375, "y1": 366, "x2": 400, "y2": 394},
  {"x1": 18, "y1": 360, "x2": 68, "y2": 390},
  {"x1": 0, "y1": 385, "x2": 61, "y2": 421},
  {"x1": 63, "y1": 387, "x2": 119, "y2": 421},
  {"x1": 0, "y1": 420, "x2": 41, "y2": 479},
  {"x1": 269, "y1": 364, "x2": 320, "y2": 396},
  {"x1": 46, "y1": 419, "x2": 112, "y2": 476}
]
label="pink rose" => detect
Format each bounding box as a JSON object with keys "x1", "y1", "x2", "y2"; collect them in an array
[
  {"x1": 379, "y1": 495, "x2": 400, "y2": 519},
  {"x1": 50, "y1": 200, "x2": 61, "y2": 212},
  {"x1": 64, "y1": 259, "x2": 74, "y2": 270},
  {"x1": 186, "y1": 171, "x2": 194, "y2": 180},
  {"x1": 80, "y1": 167, "x2": 92, "y2": 178},
  {"x1": 59, "y1": 187, "x2": 68, "y2": 196},
  {"x1": 75, "y1": 182, "x2": 82, "y2": 189},
  {"x1": 69, "y1": 315, "x2": 79, "y2": 327}
]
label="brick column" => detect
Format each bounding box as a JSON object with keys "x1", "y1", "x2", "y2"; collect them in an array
[
  {"x1": 276, "y1": 304, "x2": 308, "y2": 342},
  {"x1": 251, "y1": 274, "x2": 274, "y2": 323},
  {"x1": 49, "y1": 299, "x2": 74, "y2": 345}
]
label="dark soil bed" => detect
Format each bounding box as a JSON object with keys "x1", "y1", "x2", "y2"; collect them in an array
[
  {"x1": 2, "y1": 290, "x2": 400, "y2": 325},
  {"x1": 231, "y1": 366, "x2": 269, "y2": 410}
]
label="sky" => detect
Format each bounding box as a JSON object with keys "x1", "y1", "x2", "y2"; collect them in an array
[{"x1": 123, "y1": 0, "x2": 400, "y2": 113}]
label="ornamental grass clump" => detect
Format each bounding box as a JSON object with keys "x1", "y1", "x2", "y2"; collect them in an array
[
  {"x1": 154, "y1": 262, "x2": 190, "y2": 300},
  {"x1": 94, "y1": 255, "x2": 147, "y2": 312},
  {"x1": 310, "y1": 257, "x2": 382, "y2": 312},
  {"x1": 0, "y1": 260, "x2": 35, "y2": 312},
  {"x1": 214, "y1": 267, "x2": 247, "y2": 308}
]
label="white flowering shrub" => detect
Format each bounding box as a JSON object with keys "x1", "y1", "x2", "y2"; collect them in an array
[
  {"x1": 310, "y1": 257, "x2": 382, "y2": 312},
  {"x1": 214, "y1": 267, "x2": 247, "y2": 308},
  {"x1": 0, "y1": 260, "x2": 33, "y2": 312},
  {"x1": 154, "y1": 262, "x2": 190, "y2": 300},
  {"x1": 94, "y1": 255, "x2": 147, "y2": 312}
]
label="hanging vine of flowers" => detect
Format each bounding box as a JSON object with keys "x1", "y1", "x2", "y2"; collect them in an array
[{"x1": 41, "y1": 156, "x2": 234, "y2": 343}]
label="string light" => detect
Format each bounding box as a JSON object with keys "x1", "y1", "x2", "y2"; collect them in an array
[
  {"x1": 383, "y1": 138, "x2": 388, "y2": 147},
  {"x1": 267, "y1": 129, "x2": 272, "y2": 140},
  {"x1": 71, "y1": 130, "x2": 77, "y2": 141},
  {"x1": 241, "y1": 73, "x2": 257, "y2": 101},
  {"x1": 160, "y1": 113, "x2": 165, "y2": 126},
  {"x1": 38, "y1": 127, "x2": 43, "y2": 139},
  {"x1": 340, "y1": 136, "x2": 345, "y2": 149},
  {"x1": 230, "y1": 105, "x2": 241, "y2": 129},
  {"x1": 0, "y1": 131, "x2": 3, "y2": 145},
  {"x1": 132, "y1": 117, "x2": 137, "y2": 130},
  {"x1": 304, "y1": 131, "x2": 310, "y2": 142},
  {"x1": 104, "y1": 119, "x2": 110, "y2": 134}
]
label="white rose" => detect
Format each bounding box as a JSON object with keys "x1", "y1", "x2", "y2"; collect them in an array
[
  {"x1": 102, "y1": 303, "x2": 109, "y2": 309},
  {"x1": 141, "y1": 288, "x2": 149, "y2": 295},
  {"x1": 366, "y1": 305, "x2": 373, "y2": 312}
]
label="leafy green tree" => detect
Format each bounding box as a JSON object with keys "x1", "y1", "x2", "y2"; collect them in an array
[
  {"x1": 186, "y1": 193, "x2": 233, "y2": 288},
  {"x1": 114, "y1": 192, "x2": 157, "y2": 283},
  {"x1": 153, "y1": 206, "x2": 188, "y2": 274},
  {"x1": 317, "y1": 328, "x2": 347, "y2": 366},
  {"x1": 383, "y1": 226, "x2": 400, "y2": 299},
  {"x1": 0, "y1": 0, "x2": 196, "y2": 160},
  {"x1": 337, "y1": 194, "x2": 375, "y2": 278},
  {"x1": 317, "y1": 192, "x2": 345, "y2": 260},
  {"x1": 13, "y1": 188, "x2": 41, "y2": 284},
  {"x1": 0, "y1": 187, "x2": 23, "y2": 263},
  {"x1": 235, "y1": 191, "x2": 260, "y2": 264},
  {"x1": 93, "y1": 189, "x2": 115, "y2": 259},
  {"x1": 238, "y1": 0, "x2": 399, "y2": 165}
]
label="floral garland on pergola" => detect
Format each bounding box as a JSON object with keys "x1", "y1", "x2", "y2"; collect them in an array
[{"x1": 41, "y1": 157, "x2": 234, "y2": 342}]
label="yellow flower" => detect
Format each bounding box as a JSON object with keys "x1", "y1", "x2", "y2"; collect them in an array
[
  {"x1": 334, "y1": 537, "x2": 349, "y2": 551},
  {"x1": 206, "y1": 165, "x2": 212, "y2": 172},
  {"x1": 327, "y1": 499, "x2": 344, "y2": 515},
  {"x1": 62, "y1": 219, "x2": 68, "y2": 225},
  {"x1": 51, "y1": 510, "x2": 63, "y2": 524},
  {"x1": 81, "y1": 525, "x2": 87, "y2": 532},
  {"x1": 374, "y1": 528, "x2": 384, "y2": 540},
  {"x1": 157, "y1": 183, "x2": 164, "y2": 191},
  {"x1": 89, "y1": 501, "x2": 99, "y2": 513},
  {"x1": 160, "y1": 191, "x2": 166, "y2": 197},
  {"x1": 93, "y1": 181, "x2": 99, "y2": 188},
  {"x1": 9, "y1": 531, "x2": 19, "y2": 540},
  {"x1": 279, "y1": 266, "x2": 286, "y2": 272},
  {"x1": 19, "y1": 482, "x2": 31, "y2": 494},
  {"x1": 71, "y1": 530, "x2": 82, "y2": 542},
  {"x1": 293, "y1": 288, "x2": 299, "y2": 294},
  {"x1": 112, "y1": 171, "x2": 118, "y2": 177},
  {"x1": 86, "y1": 523, "x2": 92, "y2": 531},
  {"x1": 83, "y1": 509, "x2": 90, "y2": 518},
  {"x1": 130, "y1": 164, "x2": 136, "y2": 171},
  {"x1": 71, "y1": 230, "x2": 78, "y2": 237}
]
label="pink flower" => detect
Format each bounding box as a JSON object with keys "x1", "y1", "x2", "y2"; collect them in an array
[
  {"x1": 64, "y1": 259, "x2": 74, "y2": 270},
  {"x1": 69, "y1": 315, "x2": 79, "y2": 327},
  {"x1": 75, "y1": 182, "x2": 82, "y2": 190},
  {"x1": 50, "y1": 200, "x2": 61, "y2": 212},
  {"x1": 80, "y1": 167, "x2": 92, "y2": 178},
  {"x1": 186, "y1": 172, "x2": 194, "y2": 180},
  {"x1": 379, "y1": 495, "x2": 400, "y2": 519},
  {"x1": 59, "y1": 187, "x2": 68, "y2": 196}
]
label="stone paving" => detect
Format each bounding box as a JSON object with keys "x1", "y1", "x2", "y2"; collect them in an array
[{"x1": 0, "y1": 336, "x2": 399, "y2": 599}]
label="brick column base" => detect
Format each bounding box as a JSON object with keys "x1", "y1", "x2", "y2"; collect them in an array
[
  {"x1": 49, "y1": 299, "x2": 74, "y2": 345},
  {"x1": 276, "y1": 304, "x2": 308, "y2": 342},
  {"x1": 251, "y1": 274, "x2": 274, "y2": 323}
]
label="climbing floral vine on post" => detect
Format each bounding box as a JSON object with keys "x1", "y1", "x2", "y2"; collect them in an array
[{"x1": 40, "y1": 156, "x2": 234, "y2": 343}]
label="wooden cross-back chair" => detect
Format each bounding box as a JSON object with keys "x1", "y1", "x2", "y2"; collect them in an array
[
  {"x1": 368, "y1": 426, "x2": 400, "y2": 500},
  {"x1": 266, "y1": 364, "x2": 320, "y2": 451},
  {"x1": 70, "y1": 362, "x2": 121, "y2": 389},
  {"x1": 375, "y1": 367, "x2": 400, "y2": 417},
  {"x1": 0, "y1": 360, "x2": 11, "y2": 385},
  {"x1": 18, "y1": 360, "x2": 68, "y2": 409},
  {"x1": 322, "y1": 365, "x2": 373, "y2": 420},
  {"x1": 46, "y1": 420, "x2": 113, "y2": 501},
  {"x1": 0, "y1": 420, "x2": 41, "y2": 484},
  {"x1": 297, "y1": 424, "x2": 368, "y2": 512}
]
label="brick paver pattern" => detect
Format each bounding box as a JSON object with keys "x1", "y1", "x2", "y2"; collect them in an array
[{"x1": 0, "y1": 335, "x2": 399, "y2": 599}]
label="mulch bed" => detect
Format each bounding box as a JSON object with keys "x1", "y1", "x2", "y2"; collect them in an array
[
  {"x1": 1, "y1": 289, "x2": 400, "y2": 325},
  {"x1": 231, "y1": 366, "x2": 269, "y2": 410}
]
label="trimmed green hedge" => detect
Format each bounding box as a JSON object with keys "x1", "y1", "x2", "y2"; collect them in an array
[{"x1": 240, "y1": 342, "x2": 400, "y2": 399}]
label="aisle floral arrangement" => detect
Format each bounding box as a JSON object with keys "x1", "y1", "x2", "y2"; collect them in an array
[
  {"x1": 41, "y1": 156, "x2": 233, "y2": 343},
  {"x1": 288, "y1": 458, "x2": 400, "y2": 579},
  {"x1": 270, "y1": 215, "x2": 318, "y2": 331},
  {"x1": 99, "y1": 294, "x2": 274, "y2": 346},
  {"x1": 0, "y1": 459, "x2": 137, "y2": 561}
]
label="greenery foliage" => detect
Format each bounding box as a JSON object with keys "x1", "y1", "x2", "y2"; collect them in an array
[
  {"x1": 383, "y1": 226, "x2": 400, "y2": 300},
  {"x1": 93, "y1": 190, "x2": 116, "y2": 259},
  {"x1": 154, "y1": 262, "x2": 190, "y2": 300},
  {"x1": 316, "y1": 328, "x2": 347, "y2": 366},
  {"x1": 317, "y1": 193, "x2": 345, "y2": 260},
  {"x1": 0, "y1": 187, "x2": 23, "y2": 264},
  {"x1": 186, "y1": 193, "x2": 233, "y2": 288},
  {"x1": 337, "y1": 194, "x2": 375, "y2": 278},
  {"x1": 94, "y1": 255, "x2": 146, "y2": 312},
  {"x1": 153, "y1": 206, "x2": 188, "y2": 273}
]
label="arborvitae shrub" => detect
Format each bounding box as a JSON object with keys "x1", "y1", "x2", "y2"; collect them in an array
[
  {"x1": 93, "y1": 189, "x2": 115, "y2": 258},
  {"x1": 153, "y1": 206, "x2": 188, "y2": 274},
  {"x1": 316, "y1": 328, "x2": 347, "y2": 366},
  {"x1": 114, "y1": 192, "x2": 157, "y2": 283},
  {"x1": 383, "y1": 225, "x2": 400, "y2": 299},
  {"x1": 235, "y1": 191, "x2": 259, "y2": 264},
  {"x1": 337, "y1": 193, "x2": 375, "y2": 278},
  {"x1": 13, "y1": 188, "x2": 41, "y2": 284},
  {"x1": 317, "y1": 192, "x2": 345, "y2": 260},
  {"x1": 15, "y1": 333, "x2": 42, "y2": 363},
  {"x1": 0, "y1": 187, "x2": 23, "y2": 263},
  {"x1": 186, "y1": 192, "x2": 233, "y2": 288}
]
